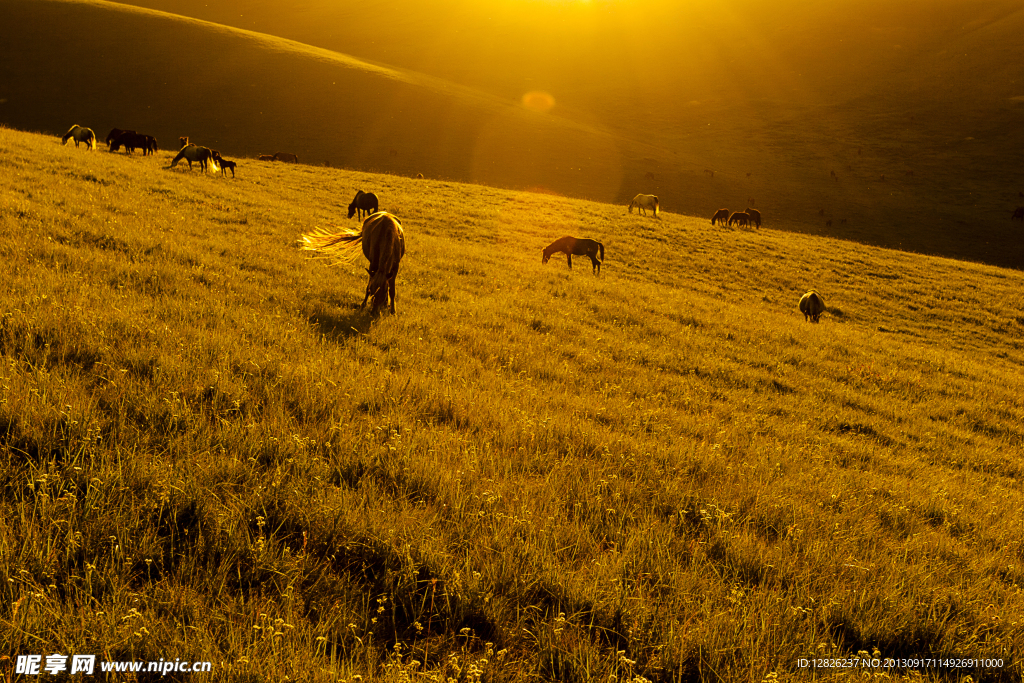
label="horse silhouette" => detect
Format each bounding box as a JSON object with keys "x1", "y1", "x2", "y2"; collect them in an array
[
  {"x1": 728, "y1": 211, "x2": 749, "y2": 227},
  {"x1": 299, "y1": 212, "x2": 406, "y2": 315},
  {"x1": 542, "y1": 236, "x2": 604, "y2": 275},
  {"x1": 273, "y1": 152, "x2": 298, "y2": 163},
  {"x1": 629, "y1": 194, "x2": 659, "y2": 217},
  {"x1": 348, "y1": 190, "x2": 379, "y2": 219},
  {"x1": 110, "y1": 132, "x2": 157, "y2": 155},
  {"x1": 62, "y1": 125, "x2": 96, "y2": 150},
  {"x1": 212, "y1": 151, "x2": 236, "y2": 177},
  {"x1": 711, "y1": 209, "x2": 730, "y2": 225},
  {"x1": 746, "y1": 208, "x2": 762, "y2": 227},
  {"x1": 105, "y1": 128, "x2": 135, "y2": 149}
]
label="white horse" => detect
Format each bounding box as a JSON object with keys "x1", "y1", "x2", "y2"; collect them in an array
[
  {"x1": 62, "y1": 125, "x2": 96, "y2": 150},
  {"x1": 170, "y1": 144, "x2": 218, "y2": 173},
  {"x1": 629, "y1": 193, "x2": 659, "y2": 217}
]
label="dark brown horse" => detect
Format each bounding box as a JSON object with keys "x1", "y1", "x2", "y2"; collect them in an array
[
  {"x1": 273, "y1": 152, "x2": 298, "y2": 163},
  {"x1": 728, "y1": 211, "x2": 750, "y2": 227},
  {"x1": 542, "y1": 236, "x2": 604, "y2": 275},
  {"x1": 111, "y1": 132, "x2": 157, "y2": 155},
  {"x1": 711, "y1": 208, "x2": 730, "y2": 225},
  {"x1": 212, "y1": 151, "x2": 236, "y2": 177},
  {"x1": 106, "y1": 128, "x2": 135, "y2": 149},
  {"x1": 746, "y1": 208, "x2": 762, "y2": 227},
  {"x1": 348, "y1": 190, "x2": 380, "y2": 219},
  {"x1": 299, "y1": 212, "x2": 406, "y2": 315}
]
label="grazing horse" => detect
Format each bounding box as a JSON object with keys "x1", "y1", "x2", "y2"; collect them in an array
[
  {"x1": 171, "y1": 144, "x2": 214, "y2": 171},
  {"x1": 258, "y1": 154, "x2": 275, "y2": 161},
  {"x1": 106, "y1": 128, "x2": 135, "y2": 149},
  {"x1": 629, "y1": 194, "x2": 659, "y2": 217},
  {"x1": 348, "y1": 190, "x2": 379, "y2": 219},
  {"x1": 728, "y1": 211, "x2": 749, "y2": 227},
  {"x1": 746, "y1": 208, "x2": 762, "y2": 227},
  {"x1": 1012, "y1": 207, "x2": 1024, "y2": 221},
  {"x1": 711, "y1": 208, "x2": 730, "y2": 225},
  {"x1": 62, "y1": 125, "x2": 96, "y2": 150},
  {"x1": 799, "y1": 290, "x2": 826, "y2": 322},
  {"x1": 273, "y1": 152, "x2": 298, "y2": 163},
  {"x1": 542, "y1": 236, "x2": 604, "y2": 275},
  {"x1": 111, "y1": 132, "x2": 157, "y2": 155},
  {"x1": 299, "y1": 212, "x2": 406, "y2": 315}
]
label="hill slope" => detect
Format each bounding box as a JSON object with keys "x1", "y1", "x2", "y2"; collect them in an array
[
  {"x1": 2, "y1": 125, "x2": 1023, "y2": 680},
  {"x1": 0, "y1": 0, "x2": 633, "y2": 200},
  {"x1": 104, "y1": 0, "x2": 1024, "y2": 267},
  {"x1": 4, "y1": 0, "x2": 1024, "y2": 268}
]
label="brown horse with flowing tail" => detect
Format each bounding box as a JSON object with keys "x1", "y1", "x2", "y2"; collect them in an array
[
  {"x1": 542, "y1": 236, "x2": 604, "y2": 275},
  {"x1": 299, "y1": 212, "x2": 406, "y2": 315}
]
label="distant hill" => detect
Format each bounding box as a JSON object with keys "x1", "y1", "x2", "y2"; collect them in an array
[{"x1": 4, "y1": 0, "x2": 1024, "y2": 267}]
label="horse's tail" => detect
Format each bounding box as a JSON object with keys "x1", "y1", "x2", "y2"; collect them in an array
[
  {"x1": 299, "y1": 225, "x2": 365, "y2": 263},
  {"x1": 653, "y1": 197, "x2": 659, "y2": 217},
  {"x1": 87, "y1": 132, "x2": 96, "y2": 150},
  {"x1": 599, "y1": 242, "x2": 604, "y2": 262}
]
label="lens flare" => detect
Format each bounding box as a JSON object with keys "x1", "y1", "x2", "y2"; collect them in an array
[{"x1": 522, "y1": 91, "x2": 556, "y2": 113}]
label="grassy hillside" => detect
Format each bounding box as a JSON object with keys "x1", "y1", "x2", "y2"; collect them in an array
[
  {"x1": 4, "y1": 0, "x2": 1024, "y2": 270},
  {"x1": 0, "y1": 0, "x2": 631, "y2": 202},
  {"x1": 2, "y1": 126, "x2": 1023, "y2": 680},
  {"x1": 107, "y1": 0, "x2": 1024, "y2": 269}
]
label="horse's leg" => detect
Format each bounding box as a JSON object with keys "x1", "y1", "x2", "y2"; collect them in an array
[
  {"x1": 388, "y1": 276, "x2": 397, "y2": 314},
  {"x1": 590, "y1": 255, "x2": 600, "y2": 275},
  {"x1": 567, "y1": 254, "x2": 572, "y2": 270}
]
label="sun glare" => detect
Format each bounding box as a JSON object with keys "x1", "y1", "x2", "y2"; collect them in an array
[{"x1": 522, "y1": 91, "x2": 556, "y2": 113}]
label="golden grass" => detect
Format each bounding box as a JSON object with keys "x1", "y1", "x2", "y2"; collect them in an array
[{"x1": 1, "y1": 125, "x2": 1022, "y2": 681}]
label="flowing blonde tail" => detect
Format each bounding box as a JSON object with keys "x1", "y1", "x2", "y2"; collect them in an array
[{"x1": 298, "y1": 226, "x2": 364, "y2": 263}]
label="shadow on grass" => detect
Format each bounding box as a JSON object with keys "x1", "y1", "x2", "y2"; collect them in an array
[{"x1": 308, "y1": 305, "x2": 373, "y2": 341}]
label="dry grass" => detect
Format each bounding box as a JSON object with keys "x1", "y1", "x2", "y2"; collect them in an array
[{"x1": 1, "y1": 126, "x2": 1022, "y2": 681}]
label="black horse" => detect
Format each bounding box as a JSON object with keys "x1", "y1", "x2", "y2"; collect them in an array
[
  {"x1": 110, "y1": 131, "x2": 157, "y2": 155},
  {"x1": 348, "y1": 190, "x2": 379, "y2": 219},
  {"x1": 542, "y1": 236, "x2": 604, "y2": 275}
]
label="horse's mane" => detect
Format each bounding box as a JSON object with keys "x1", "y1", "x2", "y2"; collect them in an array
[{"x1": 298, "y1": 226, "x2": 365, "y2": 263}]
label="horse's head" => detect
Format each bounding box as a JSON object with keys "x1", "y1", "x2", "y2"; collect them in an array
[
  {"x1": 542, "y1": 251, "x2": 550, "y2": 264},
  {"x1": 347, "y1": 205, "x2": 356, "y2": 219}
]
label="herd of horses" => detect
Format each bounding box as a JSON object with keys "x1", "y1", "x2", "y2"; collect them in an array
[
  {"x1": 63, "y1": 124, "x2": 239, "y2": 177},
  {"x1": 60, "y1": 125, "x2": 822, "y2": 322}
]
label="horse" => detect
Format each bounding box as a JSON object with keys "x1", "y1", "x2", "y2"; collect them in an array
[
  {"x1": 348, "y1": 190, "x2": 379, "y2": 219},
  {"x1": 273, "y1": 152, "x2": 298, "y2": 163},
  {"x1": 212, "y1": 152, "x2": 236, "y2": 178},
  {"x1": 711, "y1": 209, "x2": 730, "y2": 226},
  {"x1": 258, "y1": 154, "x2": 275, "y2": 161},
  {"x1": 111, "y1": 132, "x2": 157, "y2": 155},
  {"x1": 799, "y1": 290, "x2": 826, "y2": 323},
  {"x1": 106, "y1": 128, "x2": 135, "y2": 149},
  {"x1": 629, "y1": 194, "x2": 659, "y2": 217},
  {"x1": 299, "y1": 212, "x2": 406, "y2": 315},
  {"x1": 542, "y1": 236, "x2": 604, "y2": 275},
  {"x1": 170, "y1": 145, "x2": 214, "y2": 171},
  {"x1": 728, "y1": 211, "x2": 749, "y2": 227},
  {"x1": 746, "y1": 208, "x2": 762, "y2": 228},
  {"x1": 62, "y1": 125, "x2": 96, "y2": 150},
  {"x1": 1012, "y1": 207, "x2": 1024, "y2": 221}
]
